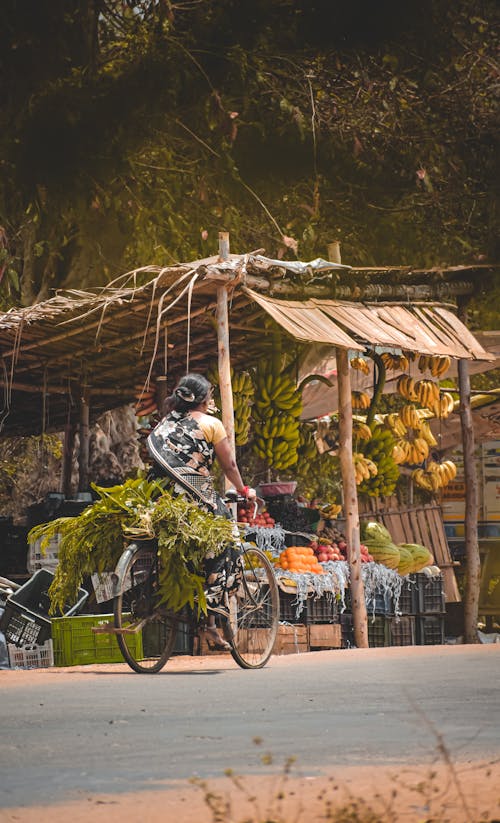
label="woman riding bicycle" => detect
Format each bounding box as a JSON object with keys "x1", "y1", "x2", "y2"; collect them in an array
[{"x1": 147, "y1": 372, "x2": 255, "y2": 650}]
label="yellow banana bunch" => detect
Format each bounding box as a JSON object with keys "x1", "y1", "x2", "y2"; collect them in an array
[
  {"x1": 385, "y1": 413, "x2": 408, "y2": 438},
  {"x1": 412, "y1": 459, "x2": 457, "y2": 492},
  {"x1": 399, "y1": 404, "x2": 422, "y2": 429},
  {"x1": 380, "y1": 352, "x2": 410, "y2": 371},
  {"x1": 352, "y1": 390, "x2": 371, "y2": 409},
  {"x1": 397, "y1": 374, "x2": 420, "y2": 402},
  {"x1": 418, "y1": 354, "x2": 452, "y2": 377},
  {"x1": 419, "y1": 419, "x2": 438, "y2": 447},
  {"x1": 252, "y1": 363, "x2": 302, "y2": 471},
  {"x1": 431, "y1": 355, "x2": 452, "y2": 378},
  {"x1": 392, "y1": 439, "x2": 410, "y2": 464},
  {"x1": 353, "y1": 452, "x2": 378, "y2": 484},
  {"x1": 426, "y1": 392, "x2": 455, "y2": 419},
  {"x1": 350, "y1": 356, "x2": 370, "y2": 375},
  {"x1": 414, "y1": 379, "x2": 440, "y2": 409},
  {"x1": 353, "y1": 419, "x2": 373, "y2": 441},
  {"x1": 320, "y1": 502, "x2": 343, "y2": 519}
]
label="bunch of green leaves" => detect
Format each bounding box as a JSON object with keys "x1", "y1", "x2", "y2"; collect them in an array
[
  {"x1": 151, "y1": 492, "x2": 235, "y2": 615},
  {"x1": 28, "y1": 476, "x2": 234, "y2": 616}
]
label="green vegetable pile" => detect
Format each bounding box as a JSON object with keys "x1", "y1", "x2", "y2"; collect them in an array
[{"x1": 28, "y1": 477, "x2": 235, "y2": 616}]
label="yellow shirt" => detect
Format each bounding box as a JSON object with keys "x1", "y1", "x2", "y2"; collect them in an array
[{"x1": 193, "y1": 413, "x2": 227, "y2": 446}]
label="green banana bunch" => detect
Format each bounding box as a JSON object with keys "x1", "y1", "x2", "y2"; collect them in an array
[
  {"x1": 297, "y1": 424, "x2": 318, "y2": 465},
  {"x1": 252, "y1": 364, "x2": 302, "y2": 471},
  {"x1": 208, "y1": 366, "x2": 254, "y2": 446},
  {"x1": 357, "y1": 424, "x2": 400, "y2": 499}
]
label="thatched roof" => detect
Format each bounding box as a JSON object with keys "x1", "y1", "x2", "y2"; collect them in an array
[{"x1": 0, "y1": 252, "x2": 494, "y2": 436}]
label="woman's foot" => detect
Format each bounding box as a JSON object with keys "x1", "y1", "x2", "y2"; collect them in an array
[{"x1": 205, "y1": 625, "x2": 231, "y2": 651}]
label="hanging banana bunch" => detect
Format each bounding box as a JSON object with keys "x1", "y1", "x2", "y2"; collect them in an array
[
  {"x1": 356, "y1": 424, "x2": 400, "y2": 498},
  {"x1": 207, "y1": 367, "x2": 254, "y2": 446},
  {"x1": 384, "y1": 413, "x2": 408, "y2": 439},
  {"x1": 350, "y1": 356, "x2": 370, "y2": 375},
  {"x1": 399, "y1": 404, "x2": 422, "y2": 429},
  {"x1": 351, "y1": 390, "x2": 371, "y2": 409},
  {"x1": 412, "y1": 460, "x2": 457, "y2": 492},
  {"x1": 418, "y1": 354, "x2": 452, "y2": 377},
  {"x1": 297, "y1": 424, "x2": 319, "y2": 464},
  {"x1": 252, "y1": 363, "x2": 302, "y2": 471},
  {"x1": 380, "y1": 352, "x2": 409, "y2": 371},
  {"x1": 353, "y1": 452, "x2": 378, "y2": 485},
  {"x1": 231, "y1": 369, "x2": 254, "y2": 445},
  {"x1": 353, "y1": 418, "x2": 373, "y2": 441},
  {"x1": 425, "y1": 392, "x2": 455, "y2": 419},
  {"x1": 397, "y1": 375, "x2": 420, "y2": 402}
]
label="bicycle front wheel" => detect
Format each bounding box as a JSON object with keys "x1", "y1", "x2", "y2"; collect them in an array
[
  {"x1": 114, "y1": 543, "x2": 178, "y2": 674},
  {"x1": 224, "y1": 546, "x2": 279, "y2": 669}
]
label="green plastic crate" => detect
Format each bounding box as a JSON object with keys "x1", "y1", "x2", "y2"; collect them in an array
[{"x1": 51, "y1": 613, "x2": 143, "y2": 666}]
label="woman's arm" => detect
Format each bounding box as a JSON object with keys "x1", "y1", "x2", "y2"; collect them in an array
[{"x1": 214, "y1": 437, "x2": 247, "y2": 492}]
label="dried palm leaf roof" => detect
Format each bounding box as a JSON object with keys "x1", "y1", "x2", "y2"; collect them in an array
[{"x1": 0, "y1": 252, "x2": 494, "y2": 436}]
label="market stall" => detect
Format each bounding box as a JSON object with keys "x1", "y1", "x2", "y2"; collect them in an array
[{"x1": 0, "y1": 236, "x2": 496, "y2": 664}]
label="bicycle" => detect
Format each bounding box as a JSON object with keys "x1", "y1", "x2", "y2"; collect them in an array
[{"x1": 110, "y1": 466, "x2": 279, "y2": 674}]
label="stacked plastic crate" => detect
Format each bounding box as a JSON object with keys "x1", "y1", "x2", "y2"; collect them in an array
[
  {"x1": 0, "y1": 569, "x2": 88, "y2": 668},
  {"x1": 415, "y1": 573, "x2": 446, "y2": 644}
]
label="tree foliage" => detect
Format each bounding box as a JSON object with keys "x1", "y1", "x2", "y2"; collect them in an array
[{"x1": 0, "y1": 0, "x2": 498, "y2": 310}]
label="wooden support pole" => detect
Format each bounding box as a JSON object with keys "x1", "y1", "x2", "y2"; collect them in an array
[
  {"x1": 336, "y1": 346, "x2": 369, "y2": 648},
  {"x1": 78, "y1": 384, "x2": 90, "y2": 492},
  {"x1": 457, "y1": 303, "x2": 480, "y2": 643},
  {"x1": 216, "y1": 233, "x2": 236, "y2": 484},
  {"x1": 327, "y1": 241, "x2": 341, "y2": 264},
  {"x1": 60, "y1": 420, "x2": 75, "y2": 498},
  {"x1": 156, "y1": 375, "x2": 168, "y2": 417}
]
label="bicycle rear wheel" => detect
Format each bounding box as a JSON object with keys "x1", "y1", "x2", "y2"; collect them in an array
[
  {"x1": 224, "y1": 546, "x2": 279, "y2": 669},
  {"x1": 114, "y1": 543, "x2": 178, "y2": 674}
]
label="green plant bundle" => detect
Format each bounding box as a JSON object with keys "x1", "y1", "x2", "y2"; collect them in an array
[{"x1": 28, "y1": 476, "x2": 235, "y2": 616}]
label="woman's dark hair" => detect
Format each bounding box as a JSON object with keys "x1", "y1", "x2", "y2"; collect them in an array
[{"x1": 165, "y1": 373, "x2": 212, "y2": 413}]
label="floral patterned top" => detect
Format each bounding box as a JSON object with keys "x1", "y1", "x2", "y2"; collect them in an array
[{"x1": 147, "y1": 410, "x2": 227, "y2": 504}]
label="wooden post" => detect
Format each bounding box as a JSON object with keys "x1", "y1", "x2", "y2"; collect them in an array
[
  {"x1": 327, "y1": 241, "x2": 341, "y2": 264},
  {"x1": 60, "y1": 420, "x2": 75, "y2": 498},
  {"x1": 336, "y1": 346, "x2": 369, "y2": 648},
  {"x1": 457, "y1": 303, "x2": 480, "y2": 643},
  {"x1": 78, "y1": 384, "x2": 90, "y2": 492},
  {"x1": 216, "y1": 232, "x2": 236, "y2": 486},
  {"x1": 156, "y1": 375, "x2": 168, "y2": 417}
]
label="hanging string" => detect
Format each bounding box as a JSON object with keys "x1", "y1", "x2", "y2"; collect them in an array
[
  {"x1": 185, "y1": 272, "x2": 197, "y2": 373},
  {"x1": 41, "y1": 366, "x2": 48, "y2": 464},
  {"x1": 163, "y1": 324, "x2": 168, "y2": 376}
]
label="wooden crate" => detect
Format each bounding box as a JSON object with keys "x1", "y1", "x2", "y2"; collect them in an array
[
  {"x1": 308, "y1": 623, "x2": 342, "y2": 649},
  {"x1": 273, "y1": 624, "x2": 308, "y2": 655}
]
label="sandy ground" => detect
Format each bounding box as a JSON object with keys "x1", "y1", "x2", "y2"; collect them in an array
[{"x1": 1, "y1": 646, "x2": 499, "y2": 822}]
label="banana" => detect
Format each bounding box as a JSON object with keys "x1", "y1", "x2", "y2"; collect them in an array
[
  {"x1": 400, "y1": 404, "x2": 421, "y2": 429},
  {"x1": 436, "y1": 355, "x2": 451, "y2": 377},
  {"x1": 418, "y1": 354, "x2": 430, "y2": 373},
  {"x1": 353, "y1": 419, "x2": 372, "y2": 440},
  {"x1": 419, "y1": 420, "x2": 438, "y2": 447},
  {"x1": 351, "y1": 356, "x2": 370, "y2": 375},
  {"x1": 352, "y1": 391, "x2": 371, "y2": 409},
  {"x1": 440, "y1": 393, "x2": 455, "y2": 418}
]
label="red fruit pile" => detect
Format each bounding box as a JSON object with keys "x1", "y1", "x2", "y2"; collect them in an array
[
  {"x1": 309, "y1": 539, "x2": 374, "y2": 563},
  {"x1": 237, "y1": 503, "x2": 275, "y2": 528}
]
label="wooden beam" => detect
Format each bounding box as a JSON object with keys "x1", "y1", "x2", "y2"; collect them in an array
[
  {"x1": 78, "y1": 384, "x2": 90, "y2": 492},
  {"x1": 216, "y1": 233, "x2": 236, "y2": 487},
  {"x1": 336, "y1": 345, "x2": 368, "y2": 648},
  {"x1": 457, "y1": 303, "x2": 480, "y2": 643},
  {"x1": 61, "y1": 420, "x2": 76, "y2": 498}
]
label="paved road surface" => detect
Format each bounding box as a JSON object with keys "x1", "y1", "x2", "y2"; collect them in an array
[{"x1": 1, "y1": 645, "x2": 499, "y2": 809}]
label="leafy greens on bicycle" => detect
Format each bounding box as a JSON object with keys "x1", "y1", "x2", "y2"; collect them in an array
[{"x1": 28, "y1": 476, "x2": 235, "y2": 615}]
